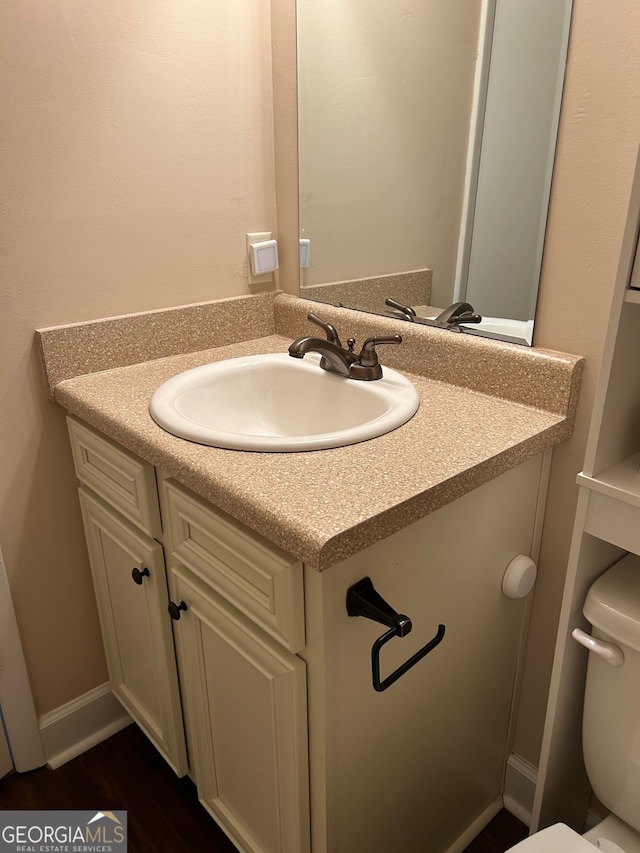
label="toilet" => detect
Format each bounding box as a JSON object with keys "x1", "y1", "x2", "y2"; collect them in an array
[{"x1": 507, "y1": 555, "x2": 640, "y2": 852}]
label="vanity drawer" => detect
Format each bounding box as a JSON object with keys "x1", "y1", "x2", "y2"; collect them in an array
[
  {"x1": 67, "y1": 416, "x2": 162, "y2": 538},
  {"x1": 163, "y1": 479, "x2": 305, "y2": 653}
]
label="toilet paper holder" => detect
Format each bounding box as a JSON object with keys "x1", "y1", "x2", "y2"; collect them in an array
[{"x1": 346, "y1": 577, "x2": 446, "y2": 692}]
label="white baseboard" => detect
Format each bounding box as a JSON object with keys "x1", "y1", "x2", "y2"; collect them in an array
[
  {"x1": 39, "y1": 682, "x2": 132, "y2": 769},
  {"x1": 503, "y1": 753, "x2": 538, "y2": 827},
  {"x1": 503, "y1": 753, "x2": 605, "y2": 834},
  {"x1": 446, "y1": 797, "x2": 503, "y2": 853}
]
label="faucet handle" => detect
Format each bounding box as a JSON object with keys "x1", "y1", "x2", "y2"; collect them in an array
[
  {"x1": 349, "y1": 335, "x2": 402, "y2": 379},
  {"x1": 308, "y1": 313, "x2": 342, "y2": 347},
  {"x1": 358, "y1": 335, "x2": 402, "y2": 367},
  {"x1": 385, "y1": 298, "x2": 416, "y2": 322}
]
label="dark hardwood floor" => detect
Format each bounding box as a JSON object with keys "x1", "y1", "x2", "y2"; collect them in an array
[
  {"x1": 0, "y1": 724, "x2": 528, "y2": 852},
  {"x1": 463, "y1": 810, "x2": 528, "y2": 853},
  {"x1": 0, "y1": 725, "x2": 236, "y2": 853}
]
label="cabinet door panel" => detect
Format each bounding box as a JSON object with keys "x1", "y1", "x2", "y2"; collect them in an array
[
  {"x1": 172, "y1": 564, "x2": 310, "y2": 853},
  {"x1": 79, "y1": 488, "x2": 187, "y2": 776},
  {"x1": 100, "y1": 532, "x2": 160, "y2": 713}
]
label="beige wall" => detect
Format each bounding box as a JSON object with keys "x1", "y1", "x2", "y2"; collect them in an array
[
  {"x1": 513, "y1": 0, "x2": 640, "y2": 764},
  {"x1": 0, "y1": 0, "x2": 277, "y2": 714}
]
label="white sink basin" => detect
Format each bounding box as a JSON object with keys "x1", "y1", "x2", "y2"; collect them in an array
[{"x1": 149, "y1": 352, "x2": 419, "y2": 452}]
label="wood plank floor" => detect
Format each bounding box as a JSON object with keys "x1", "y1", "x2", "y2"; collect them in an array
[
  {"x1": 0, "y1": 724, "x2": 528, "y2": 852},
  {"x1": 463, "y1": 809, "x2": 528, "y2": 853}
]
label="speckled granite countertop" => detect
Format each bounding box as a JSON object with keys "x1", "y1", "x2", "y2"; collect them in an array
[{"x1": 38, "y1": 292, "x2": 584, "y2": 570}]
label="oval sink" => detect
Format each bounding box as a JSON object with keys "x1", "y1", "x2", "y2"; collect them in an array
[{"x1": 149, "y1": 352, "x2": 419, "y2": 452}]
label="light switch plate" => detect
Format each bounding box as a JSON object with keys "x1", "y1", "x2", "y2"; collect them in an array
[
  {"x1": 246, "y1": 231, "x2": 274, "y2": 285},
  {"x1": 299, "y1": 238, "x2": 311, "y2": 269},
  {"x1": 250, "y1": 240, "x2": 278, "y2": 276}
]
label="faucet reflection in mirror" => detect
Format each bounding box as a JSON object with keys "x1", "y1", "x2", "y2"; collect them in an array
[{"x1": 297, "y1": 0, "x2": 573, "y2": 346}]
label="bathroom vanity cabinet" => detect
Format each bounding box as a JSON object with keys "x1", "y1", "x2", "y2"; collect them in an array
[
  {"x1": 67, "y1": 414, "x2": 548, "y2": 853},
  {"x1": 69, "y1": 416, "x2": 310, "y2": 852}
]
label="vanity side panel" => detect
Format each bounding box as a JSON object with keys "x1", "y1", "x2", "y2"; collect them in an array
[{"x1": 309, "y1": 456, "x2": 543, "y2": 853}]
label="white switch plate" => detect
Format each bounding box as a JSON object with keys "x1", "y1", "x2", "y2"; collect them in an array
[
  {"x1": 246, "y1": 231, "x2": 274, "y2": 285},
  {"x1": 250, "y1": 240, "x2": 279, "y2": 276},
  {"x1": 299, "y1": 238, "x2": 311, "y2": 268}
]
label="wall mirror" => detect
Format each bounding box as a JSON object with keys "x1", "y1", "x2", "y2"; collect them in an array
[{"x1": 297, "y1": 0, "x2": 573, "y2": 345}]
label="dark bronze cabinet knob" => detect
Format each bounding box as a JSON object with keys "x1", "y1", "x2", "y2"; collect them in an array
[
  {"x1": 168, "y1": 600, "x2": 188, "y2": 620},
  {"x1": 131, "y1": 567, "x2": 150, "y2": 585}
]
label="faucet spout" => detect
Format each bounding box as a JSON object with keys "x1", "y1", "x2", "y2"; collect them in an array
[
  {"x1": 288, "y1": 337, "x2": 357, "y2": 377},
  {"x1": 435, "y1": 302, "x2": 482, "y2": 327}
]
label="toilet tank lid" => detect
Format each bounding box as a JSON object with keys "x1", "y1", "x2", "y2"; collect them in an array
[{"x1": 584, "y1": 554, "x2": 640, "y2": 652}]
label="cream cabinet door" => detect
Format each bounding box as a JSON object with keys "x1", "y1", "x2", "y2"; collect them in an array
[
  {"x1": 79, "y1": 487, "x2": 187, "y2": 776},
  {"x1": 170, "y1": 563, "x2": 310, "y2": 853}
]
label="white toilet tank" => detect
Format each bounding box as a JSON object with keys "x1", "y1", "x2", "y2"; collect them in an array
[{"x1": 581, "y1": 554, "x2": 640, "y2": 835}]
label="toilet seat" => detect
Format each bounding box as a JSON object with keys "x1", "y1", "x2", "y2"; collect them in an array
[{"x1": 506, "y1": 823, "x2": 596, "y2": 851}]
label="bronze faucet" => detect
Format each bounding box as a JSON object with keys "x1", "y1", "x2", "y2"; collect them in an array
[
  {"x1": 384, "y1": 298, "x2": 481, "y2": 331},
  {"x1": 288, "y1": 313, "x2": 401, "y2": 380}
]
